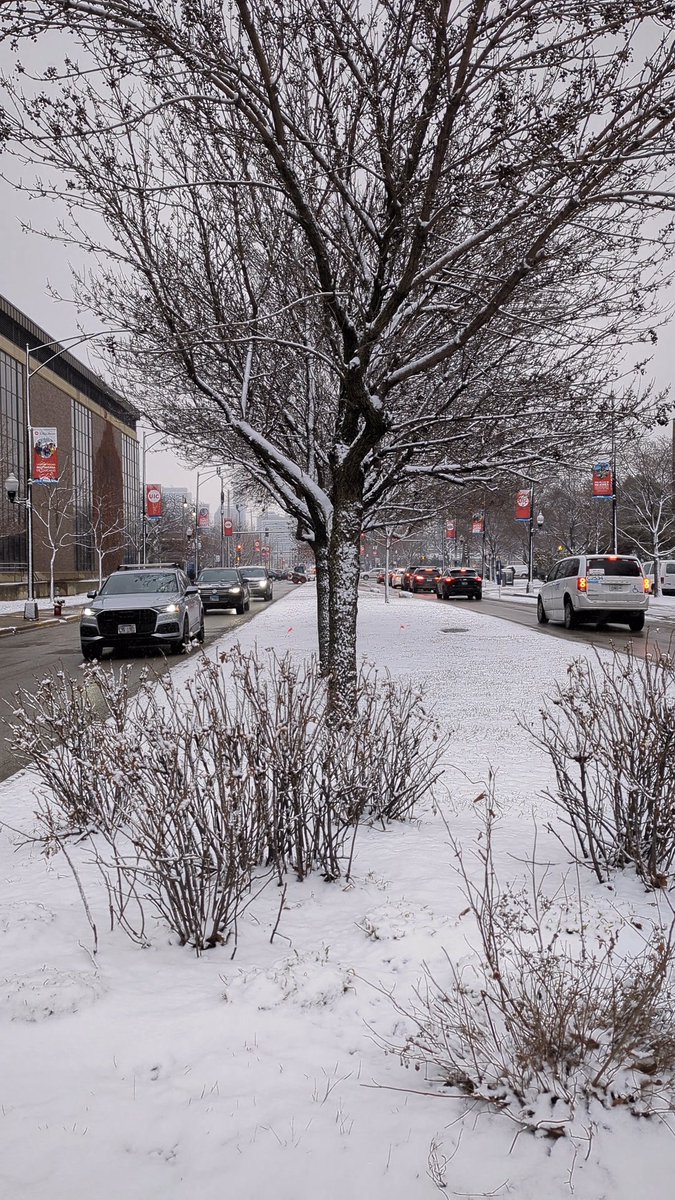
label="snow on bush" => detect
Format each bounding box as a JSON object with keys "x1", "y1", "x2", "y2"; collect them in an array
[
  {"x1": 392, "y1": 799, "x2": 675, "y2": 1137},
  {"x1": 6, "y1": 648, "x2": 447, "y2": 953},
  {"x1": 530, "y1": 645, "x2": 675, "y2": 888},
  {"x1": 0, "y1": 966, "x2": 102, "y2": 1022}
]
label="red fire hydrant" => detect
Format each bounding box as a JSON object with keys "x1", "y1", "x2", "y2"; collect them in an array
[{"x1": 53, "y1": 598, "x2": 64, "y2": 617}]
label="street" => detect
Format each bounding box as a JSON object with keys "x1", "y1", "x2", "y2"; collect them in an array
[
  {"x1": 377, "y1": 583, "x2": 675, "y2": 658},
  {"x1": 0, "y1": 581, "x2": 296, "y2": 782}
]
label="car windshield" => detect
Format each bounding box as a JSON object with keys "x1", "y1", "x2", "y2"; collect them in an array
[
  {"x1": 448, "y1": 569, "x2": 478, "y2": 577},
  {"x1": 101, "y1": 572, "x2": 179, "y2": 595},
  {"x1": 241, "y1": 567, "x2": 266, "y2": 577},
  {"x1": 586, "y1": 557, "x2": 641, "y2": 577},
  {"x1": 197, "y1": 569, "x2": 239, "y2": 582}
]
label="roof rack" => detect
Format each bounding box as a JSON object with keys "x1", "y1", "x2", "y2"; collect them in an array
[{"x1": 118, "y1": 563, "x2": 182, "y2": 570}]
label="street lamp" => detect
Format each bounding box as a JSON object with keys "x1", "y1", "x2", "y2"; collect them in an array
[
  {"x1": 194, "y1": 467, "x2": 227, "y2": 576},
  {"x1": 527, "y1": 509, "x2": 545, "y2": 594},
  {"x1": 4, "y1": 470, "x2": 36, "y2": 618}
]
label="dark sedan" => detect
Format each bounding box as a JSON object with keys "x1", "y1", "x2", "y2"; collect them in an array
[
  {"x1": 409, "y1": 566, "x2": 441, "y2": 593},
  {"x1": 436, "y1": 568, "x2": 482, "y2": 601},
  {"x1": 196, "y1": 567, "x2": 251, "y2": 613}
]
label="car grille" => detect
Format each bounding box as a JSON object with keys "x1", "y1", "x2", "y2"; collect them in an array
[{"x1": 97, "y1": 608, "x2": 158, "y2": 636}]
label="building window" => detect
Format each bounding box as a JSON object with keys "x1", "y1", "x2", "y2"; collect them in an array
[
  {"x1": 0, "y1": 350, "x2": 26, "y2": 569},
  {"x1": 121, "y1": 432, "x2": 140, "y2": 563},
  {"x1": 72, "y1": 399, "x2": 93, "y2": 572}
]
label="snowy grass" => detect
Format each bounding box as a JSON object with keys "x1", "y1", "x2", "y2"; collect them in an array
[{"x1": 1, "y1": 587, "x2": 674, "y2": 1197}]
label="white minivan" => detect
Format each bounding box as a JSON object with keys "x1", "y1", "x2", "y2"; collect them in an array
[
  {"x1": 537, "y1": 554, "x2": 650, "y2": 632},
  {"x1": 642, "y1": 560, "x2": 675, "y2": 597}
]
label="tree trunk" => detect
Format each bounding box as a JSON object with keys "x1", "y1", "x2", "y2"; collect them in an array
[
  {"x1": 327, "y1": 489, "x2": 363, "y2": 713},
  {"x1": 313, "y1": 537, "x2": 330, "y2": 671}
]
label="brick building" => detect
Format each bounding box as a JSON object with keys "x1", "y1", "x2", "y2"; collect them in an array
[{"x1": 0, "y1": 296, "x2": 139, "y2": 597}]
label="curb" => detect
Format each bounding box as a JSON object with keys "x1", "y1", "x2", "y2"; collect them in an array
[{"x1": 0, "y1": 612, "x2": 82, "y2": 638}]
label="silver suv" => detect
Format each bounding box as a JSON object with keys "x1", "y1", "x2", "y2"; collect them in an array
[
  {"x1": 80, "y1": 564, "x2": 204, "y2": 660},
  {"x1": 537, "y1": 554, "x2": 650, "y2": 632}
]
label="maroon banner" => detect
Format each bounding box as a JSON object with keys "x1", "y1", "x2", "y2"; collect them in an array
[
  {"x1": 146, "y1": 483, "x2": 162, "y2": 520},
  {"x1": 223, "y1": 518, "x2": 234, "y2": 536},
  {"x1": 592, "y1": 461, "x2": 613, "y2": 498},
  {"x1": 197, "y1": 504, "x2": 210, "y2": 528},
  {"x1": 32, "y1": 427, "x2": 58, "y2": 482},
  {"x1": 445, "y1": 520, "x2": 456, "y2": 540},
  {"x1": 515, "y1": 488, "x2": 532, "y2": 522},
  {"x1": 471, "y1": 511, "x2": 484, "y2": 535}
]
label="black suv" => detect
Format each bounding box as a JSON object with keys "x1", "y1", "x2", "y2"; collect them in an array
[
  {"x1": 80, "y1": 564, "x2": 204, "y2": 660},
  {"x1": 196, "y1": 567, "x2": 251, "y2": 613},
  {"x1": 239, "y1": 565, "x2": 274, "y2": 601}
]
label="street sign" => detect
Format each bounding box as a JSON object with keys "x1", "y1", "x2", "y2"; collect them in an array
[
  {"x1": 254, "y1": 539, "x2": 260, "y2": 551},
  {"x1": 223, "y1": 519, "x2": 234, "y2": 536}
]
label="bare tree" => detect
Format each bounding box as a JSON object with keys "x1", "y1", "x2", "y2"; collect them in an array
[
  {"x1": 618, "y1": 434, "x2": 675, "y2": 594},
  {"x1": 74, "y1": 495, "x2": 127, "y2": 590},
  {"x1": 2, "y1": 1, "x2": 675, "y2": 701},
  {"x1": 32, "y1": 474, "x2": 76, "y2": 602}
]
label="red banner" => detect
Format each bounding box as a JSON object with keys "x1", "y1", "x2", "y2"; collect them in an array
[
  {"x1": 471, "y1": 511, "x2": 484, "y2": 535},
  {"x1": 146, "y1": 483, "x2": 162, "y2": 520},
  {"x1": 32, "y1": 427, "x2": 58, "y2": 482},
  {"x1": 197, "y1": 504, "x2": 210, "y2": 528},
  {"x1": 223, "y1": 519, "x2": 234, "y2": 536},
  {"x1": 445, "y1": 520, "x2": 456, "y2": 540},
  {"x1": 515, "y1": 488, "x2": 532, "y2": 522},
  {"x1": 592, "y1": 461, "x2": 613, "y2": 498}
]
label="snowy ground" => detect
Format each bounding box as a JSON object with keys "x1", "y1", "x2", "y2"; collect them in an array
[{"x1": 1, "y1": 586, "x2": 674, "y2": 1198}]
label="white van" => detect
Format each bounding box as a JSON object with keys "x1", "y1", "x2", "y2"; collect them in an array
[{"x1": 643, "y1": 561, "x2": 675, "y2": 596}]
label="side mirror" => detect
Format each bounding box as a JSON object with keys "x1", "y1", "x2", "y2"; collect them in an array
[
  {"x1": 185, "y1": 585, "x2": 198, "y2": 595},
  {"x1": 87, "y1": 590, "x2": 97, "y2": 599}
]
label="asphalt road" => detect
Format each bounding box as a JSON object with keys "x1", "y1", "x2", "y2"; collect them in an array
[
  {"x1": 0, "y1": 581, "x2": 297, "y2": 783},
  {"x1": 407, "y1": 587, "x2": 675, "y2": 657}
]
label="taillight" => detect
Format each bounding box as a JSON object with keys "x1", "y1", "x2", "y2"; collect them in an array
[
  {"x1": 644, "y1": 578, "x2": 652, "y2": 593},
  {"x1": 577, "y1": 576, "x2": 588, "y2": 592},
  {"x1": 415, "y1": 575, "x2": 424, "y2": 581},
  {"x1": 475, "y1": 576, "x2": 482, "y2": 583}
]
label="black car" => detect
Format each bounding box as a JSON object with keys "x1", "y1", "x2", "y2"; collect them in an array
[
  {"x1": 196, "y1": 567, "x2": 251, "y2": 614},
  {"x1": 80, "y1": 564, "x2": 204, "y2": 659},
  {"x1": 409, "y1": 566, "x2": 441, "y2": 593},
  {"x1": 436, "y1": 568, "x2": 482, "y2": 601},
  {"x1": 239, "y1": 565, "x2": 274, "y2": 601}
]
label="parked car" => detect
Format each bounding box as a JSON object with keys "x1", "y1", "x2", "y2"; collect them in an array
[
  {"x1": 388, "y1": 569, "x2": 403, "y2": 588},
  {"x1": 643, "y1": 560, "x2": 675, "y2": 596},
  {"x1": 291, "y1": 570, "x2": 307, "y2": 583},
  {"x1": 537, "y1": 554, "x2": 650, "y2": 631},
  {"x1": 437, "y1": 567, "x2": 482, "y2": 601},
  {"x1": 239, "y1": 565, "x2": 274, "y2": 601},
  {"x1": 408, "y1": 566, "x2": 441, "y2": 593},
  {"x1": 80, "y1": 563, "x2": 203, "y2": 660},
  {"x1": 196, "y1": 567, "x2": 250, "y2": 614}
]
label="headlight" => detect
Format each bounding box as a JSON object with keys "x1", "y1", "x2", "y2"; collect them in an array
[
  {"x1": 82, "y1": 607, "x2": 96, "y2": 617},
  {"x1": 163, "y1": 603, "x2": 180, "y2": 613},
  {"x1": 231, "y1": 586, "x2": 241, "y2": 593}
]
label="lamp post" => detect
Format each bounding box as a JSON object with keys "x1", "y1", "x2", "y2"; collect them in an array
[
  {"x1": 139, "y1": 428, "x2": 169, "y2": 565},
  {"x1": 4, "y1": 470, "x2": 36, "y2": 618},
  {"x1": 194, "y1": 467, "x2": 226, "y2": 576},
  {"x1": 527, "y1": 508, "x2": 545, "y2": 593}
]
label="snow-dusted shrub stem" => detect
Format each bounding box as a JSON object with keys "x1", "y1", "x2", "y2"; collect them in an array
[
  {"x1": 393, "y1": 800, "x2": 675, "y2": 1136},
  {"x1": 530, "y1": 646, "x2": 675, "y2": 887},
  {"x1": 8, "y1": 649, "x2": 446, "y2": 950}
]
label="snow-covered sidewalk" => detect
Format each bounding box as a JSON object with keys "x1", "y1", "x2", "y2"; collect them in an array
[{"x1": 1, "y1": 587, "x2": 673, "y2": 1199}]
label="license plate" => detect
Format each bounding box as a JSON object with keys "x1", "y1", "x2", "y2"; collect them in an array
[
  {"x1": 118, "y1": 623, "x2": 136, "y2": 634},
  {"x1": 608, "y1": 584, "x2": 623, "y2": 592}
]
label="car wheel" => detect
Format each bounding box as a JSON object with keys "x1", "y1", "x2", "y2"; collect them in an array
[
  {"x1": 172, "y1": 615, "x2": 190, "y2": 654},
  {"x1": 537, "y1": 596, "x2": 548, "y2": 625},
  {"x1": 475, "y1": 592, "x2": 482, "y2": 601},
  {"x1": 236, "y1": 601, "x2": 245, "y2": 614},
  {"x1": 245, "y1": 600, "x2": 250, "y2": 611},
  {"x1": 628, "y1": 613, "x2": 645, "y2": 632},
  {"x1": 202, "y1": 605, "x2": 210, "y2": 614},
  {"x1": 82, "y1": 644, "x2": 103, "y2": 661},
  {"x1": 563, "y1": 597, "x2": 577, "y2": 630},
  {"x1": 196, "y1": 616, "x2": 205, "y2": 644}
]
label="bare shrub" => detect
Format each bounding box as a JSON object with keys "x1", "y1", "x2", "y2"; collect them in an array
[
  {"x1": 394, "y1": 798, "x2": 675, "y2": 1135},
  {"x1": 7, "y1": 648, "x2": 446, "y2": 951},
  {"x1": 6, "y1": 665, "x2": 146, "y2": 831},
  {"x1": 529, "y1": 646, "x2": 675, "y2": 887}
]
